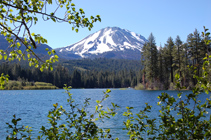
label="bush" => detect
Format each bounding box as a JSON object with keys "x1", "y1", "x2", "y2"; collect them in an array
[
  {"x1": 168, "y1": 82, "x2": 175, "y2": 90},
  {"x1": 6, "y1": 81, "x2": 23, "y2": 90},
  {"x1": 134, "y1": 83, "x2": 145, "y2": 90}
]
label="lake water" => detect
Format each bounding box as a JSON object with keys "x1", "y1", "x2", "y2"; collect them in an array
[{"x1": 0, "y1": 89, "x2": 210, "y2": 139}]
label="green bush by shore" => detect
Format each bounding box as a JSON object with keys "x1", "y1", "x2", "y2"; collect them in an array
[{"x1": 3, "y1": 81, "x2": 58, "y2": 90}]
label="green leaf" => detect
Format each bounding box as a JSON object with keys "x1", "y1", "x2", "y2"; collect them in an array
[
  {"x1": 48, "y1": 0, "x2": 52, "y2": 4},
  {"x1": 51, "y1": 18, "x2": 56, "y2": 22},
  {"x1": 40, "y1": 67, "x2": 44, "y2": 72},
  {"x1": 4, "y1": 55, "x2": 7, "y2": 60},
  {"x1": 52, "y1": 50, "x2": 56, "y2": 54},
  {"x1": 95, "y1": 105, "x2": 98, "y2": 111},
  {"x1": 17, "y1": 50, "x2": 22, "y2": 54},
  {"x1": 177, "y1": 92, "x2": 182, "y2": 98},
  {"x1": 105, "y1": 89, "x2": 111, "y2": 93},
  {"x1": 205, "y1": 32, "x2": 210, "y2": 36},
  {"x1": 35, "y1": 64, "x2": 39, "y2": 68},
  {"x1": 54, "y1": 55, "x2": 59, "y2": 59},
  {"x1": 17, "y1": 42, "x2": 21, "y2": 47},
  {"x1": 50, "y1": 66, "x2": 53, "y2": 71}
]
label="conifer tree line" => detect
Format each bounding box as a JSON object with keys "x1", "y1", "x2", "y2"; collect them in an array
[
  {"x1": 141, "y1": 29, "x2": 211, "y2": 90},
  {"x1": 0, "y1": 62, "x2": 141, "y2": 88}
]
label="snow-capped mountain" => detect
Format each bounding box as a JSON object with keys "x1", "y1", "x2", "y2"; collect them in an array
[{"x1": 56, "y1": 27, "x2": 147, "y2": 60}]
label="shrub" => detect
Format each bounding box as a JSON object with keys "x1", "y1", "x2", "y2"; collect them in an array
[
  {"x1": 134, "y1": 83, "x2": 145, "y2": 90},
  {"x1": 168, "y1": 82, "x2": 175, "y2": 90}
]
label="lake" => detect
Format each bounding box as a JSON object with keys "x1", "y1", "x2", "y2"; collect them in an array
[{"x1": 0, "y1": 89, "x2": 210, "y2": 139}]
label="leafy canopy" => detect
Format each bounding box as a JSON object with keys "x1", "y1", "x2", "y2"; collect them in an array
[
  {"x1": 0, "y1": 0, "x2": 101, "y2": 67},
  {"x1": 0, "y1": 0, "x2": 101, "y2": 87}
]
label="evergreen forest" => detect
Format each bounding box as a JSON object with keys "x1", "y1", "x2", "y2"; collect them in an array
[
  {"x1": 141, "y1": 29, "x2": 211, "y2": 90},
  {"x1": 0, "y1": 59, "x2": 142, "y2": 88}
]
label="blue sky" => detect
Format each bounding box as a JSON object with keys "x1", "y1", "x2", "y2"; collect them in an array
[{"x1": 31, "y1": 0, "x2": 211, "y2": 49}]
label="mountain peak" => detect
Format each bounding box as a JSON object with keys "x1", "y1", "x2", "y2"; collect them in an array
[{"x1": 56, "y1": 27, "x2": 147, "y2": 60}]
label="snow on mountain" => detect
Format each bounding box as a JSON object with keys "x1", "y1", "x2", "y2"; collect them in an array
[{"x1": 56, "y1": 27, "x2": 147, "y2": 59}]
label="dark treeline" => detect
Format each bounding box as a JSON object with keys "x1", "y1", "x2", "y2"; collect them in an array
[
  {"x1": 141, "y1": 29, "x2": 211, "y2": 90},
  {"x1": 0, "y1": 59, "x2": 142, "y2": 88},
  {"x1": 60, "y1": 58, "x2": 142, "y2": 73}
]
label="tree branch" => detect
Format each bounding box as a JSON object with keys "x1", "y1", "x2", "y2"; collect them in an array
[
  {"x1": 0, "y1": 23, "x2": 45, "y2": 63},
  {"x1": 20, "y1": 9, "x2": 37, "y2": 49},
  {"x1": 2, "y1": 1, "x2": 74, "y2": 23}
]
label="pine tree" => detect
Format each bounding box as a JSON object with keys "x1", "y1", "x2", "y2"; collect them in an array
[
  {"x1": 12, "y1": 64, "x2": 21, "y2": 80},
  {"x1": 157, "y1": 47, "x2": 165, "y2": 89},
  {"x1": 164, "y1": 37, "x2": 175, "y2": 83},
  {"x1": 141, "y1": 33, "x2": 158, "y2": 89},
  {"x1": 71, "y1": 70, "x2": 82, "y2": 88},
  {"x1": 173, "y1": 36, "x2": 183, "y2": 77}
]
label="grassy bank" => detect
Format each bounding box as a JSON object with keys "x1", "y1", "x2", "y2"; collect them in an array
[{"x1": 4, "y1": 81, "x2": 58, "y2": 90}]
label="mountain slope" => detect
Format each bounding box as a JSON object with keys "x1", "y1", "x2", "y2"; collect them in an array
[{"x1": 56, "y1": 27, "x2": 147, "y2": 60}]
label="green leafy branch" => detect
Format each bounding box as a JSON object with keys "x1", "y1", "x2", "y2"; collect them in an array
[{"x1": 0, "y1": 73, "x2": 9, "y2": 89}]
